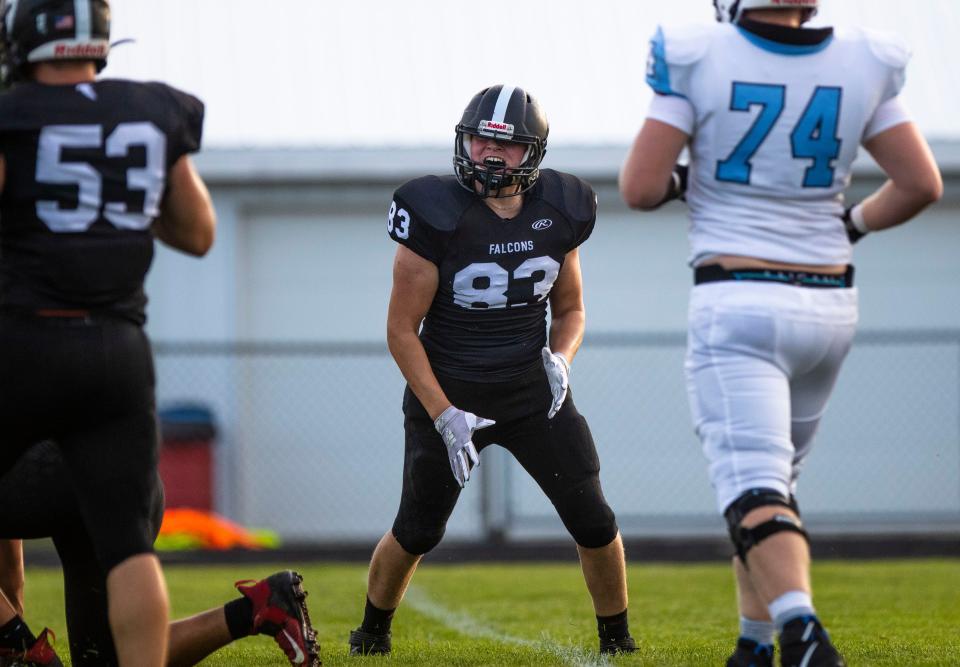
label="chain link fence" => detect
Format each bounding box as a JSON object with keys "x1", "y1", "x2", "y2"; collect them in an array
[{"x1": 153, "y1": 330, "x2": 960, "y2": 544}]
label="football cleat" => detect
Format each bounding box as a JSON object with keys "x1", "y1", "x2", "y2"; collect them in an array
[
  {"x1": 726, "y1": 637, "x2": 774, "y2": 667},
  {"x1": 0, "y1": 628, "x2": 64, "y2": 667},
  {"x1": 599, "y1": 635, "x2": 637, "y2": 655},
  {"x1": 235, "y1": 571, "x2": 321, "y2": 666},
  {"x1": 779, "y1": 617, "x2": 845, "y2": 667},
  {"x1": 348, "y1": 628, "x2": 392, "y2": 655}
]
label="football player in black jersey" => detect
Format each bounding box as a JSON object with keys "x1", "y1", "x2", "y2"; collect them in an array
[
  {"x1": 348, "y1": 85, "x2": 636, "y2": 657},
  {"x1": 0, "y1": 3, "x2": 321, "y2": 664},
  {"x1": 0, "y1": 1, "x2": 243, "y2": 665}
]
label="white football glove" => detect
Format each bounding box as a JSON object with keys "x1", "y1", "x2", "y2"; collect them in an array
[
  {"x1": 434, "y1": 406, "x2": 495, "y2": 488},
  {"x1": 541, "y1": 347, "x2": 570, "y2": 419}
]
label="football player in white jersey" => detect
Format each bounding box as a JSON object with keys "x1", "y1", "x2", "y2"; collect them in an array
[{"x1": 619, "y1": 1, "x2": 942, "y2": 666}]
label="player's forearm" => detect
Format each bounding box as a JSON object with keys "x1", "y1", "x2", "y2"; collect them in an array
[
  {"x1": 619, "y1": 119, "x2": 689, "y2": 210},
  {"x1": 387, "y1": 328, "x2": 451, "y2": 421},
  {"x1": 0, "y1": 539, "x2": 25, "y2": 616},
  {"x1": 152, "y1": 209, "x2": 215, "y2": 256},
  {"x1": 858, "y1": 177, "x2": 943, "y2": 233},
  {"x1": 154, "y1": 155, "x2": 217, "y2": 256},
  {"x1": 548, "y1": 309, "x2": 585, "y2": 363},
  {"x1": 858, "y1": 122, "x2": 943, "y2": 233}
]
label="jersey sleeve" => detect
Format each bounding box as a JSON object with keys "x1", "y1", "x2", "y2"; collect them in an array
[
  {"x1": 158, "y1": 84, "x2": 205, "y2": 166},
  {"x1": 386, "y1": 190, "x2": 448, "y2": 265},
  {"x1": 645, "y1": 23, "x2": 711, "y2": 99},
  {"x1": 571, "y1": 187, "x2": 597, "y2": 249},
  {"x1": 646, "y1": 92, "x2": 696, "y2": 135},
  {"x1": 863, "y1": 96, "x2": 912, "y2": 141},
  {"x1": 539, "y1": 170, "x2": 597, "y2": 250}
]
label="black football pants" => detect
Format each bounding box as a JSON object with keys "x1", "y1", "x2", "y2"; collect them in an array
[{"x1": 0, "y1": 312, "x2": 162, "y2": 573}]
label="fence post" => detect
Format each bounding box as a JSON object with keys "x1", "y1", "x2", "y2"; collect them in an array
[{"x1": 481, "y1": 447, "x2": 511, "y2": 544}]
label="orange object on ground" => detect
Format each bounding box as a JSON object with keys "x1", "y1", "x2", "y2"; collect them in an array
[{"x1": 158, "y1": 508, "x2": 276, "y2": 550}]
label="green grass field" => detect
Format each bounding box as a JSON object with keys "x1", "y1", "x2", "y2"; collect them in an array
[{"x1": 20, "y1": 558, "x2": 960, "y2": 666}]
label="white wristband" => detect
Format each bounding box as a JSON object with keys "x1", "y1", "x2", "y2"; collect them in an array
[{"x1": 850, "y1": 204, "x2": 869, "y2": 235}]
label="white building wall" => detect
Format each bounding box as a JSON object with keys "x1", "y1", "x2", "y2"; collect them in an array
[{"x1": 144, "y1": 147, "x2": 960, "y2": 543}]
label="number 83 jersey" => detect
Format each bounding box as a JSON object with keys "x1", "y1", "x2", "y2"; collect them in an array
[
  {"x1": 387, "y1": 170, "x2": 596, "y2": 382},
  {"x1": 646, "y1": 21, "x2": 910, "y2": 266},
  {"x1": 0, "y1": 79, "x2": 204, "y2": 323}
]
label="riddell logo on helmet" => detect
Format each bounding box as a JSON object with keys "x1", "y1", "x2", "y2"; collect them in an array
[
  {"x1": 478, "y1": 120, "x2": 515, "y2": 139},
  {"x1": 54, "y1": 43, "x2": 108, "y2": 58}
]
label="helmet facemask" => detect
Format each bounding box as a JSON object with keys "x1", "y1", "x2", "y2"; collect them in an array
[{"x1": 453, "y1": 129, "x2": 544, "y2": 199}]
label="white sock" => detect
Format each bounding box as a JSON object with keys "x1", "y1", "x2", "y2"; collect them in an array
[{"x1": 769, "y1": 591, "x2": 815, "y2": 631}]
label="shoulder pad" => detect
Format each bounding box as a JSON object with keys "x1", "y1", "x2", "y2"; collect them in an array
[
  {"x1": 135, "y1": 81, "x2": 205, "y2": 155},
  {"x1": 394, "y1": 175, "x2": 472, "y2": 232},
  {"x1": 0, "y1": 86, "x2": 27, "y2": 130},
  {"x1": 534, "y1": 169, "x2": 596, "y2": 224},
  {"x1": 656, "y1": 22, "x2": 716, "y2": 66},
  {"x1": 647, "y1": 22, "x2": 716, "y2": 97},
  {"x1": 860, "y1": 27, "x2": 911, "y2": 69}
]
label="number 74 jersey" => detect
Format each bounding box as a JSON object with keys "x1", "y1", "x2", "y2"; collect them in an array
[
  {"x1": 386, "y1": 170, "x2": 596, "y2": 382},
  {"x1": 646, "y1": 22, "x2": 910, "y2": 266},
  {"x1": 0, "y1": 79, "x2": 203, "y2": 323}
]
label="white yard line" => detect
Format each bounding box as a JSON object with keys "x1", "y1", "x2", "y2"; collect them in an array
[{"x1": 403, "y1": 585, "x2": 608, "y2": 667}]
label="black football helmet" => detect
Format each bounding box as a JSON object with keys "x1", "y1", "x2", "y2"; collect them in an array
[
  {"x1": 453, "y1": 85, "x2": 549, "y2": 198},
  {"x1": 0, "y1": 0, "x2": 110, "y2": 86}
]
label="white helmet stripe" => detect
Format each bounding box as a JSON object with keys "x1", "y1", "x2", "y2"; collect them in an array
[
  {"x1": 491, "y1": 85, "x2": 516, "y2": 124},
  {"x1": 6, "y1": 0, "x2": 20, "y2": 34},
  {"x1": 75, "y1": 0, "x2": 91, "y2": 41}
]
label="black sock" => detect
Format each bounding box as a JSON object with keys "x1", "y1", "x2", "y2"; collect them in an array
[
  {"x1": 224, "y1": 597, "x2": 255, "y2": 640},
  {"x1": 0, "y1": 616, "x2": 36, "y2": 650},
  {"x1": 360, "y1": 597, "x2": 396, "y2": 635},
  {"x1": 597, "y1": 609, "x2": 630, "y2": 641}
]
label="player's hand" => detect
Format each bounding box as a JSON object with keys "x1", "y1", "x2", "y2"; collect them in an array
[
  {"x1": 541, "y1": 347, "x2": 570, "y2": 419},
  {"x1": 434, "y1": 406, "x2": 495, "y2": 487}
]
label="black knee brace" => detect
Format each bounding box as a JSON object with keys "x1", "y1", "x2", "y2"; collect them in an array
[
  {"x1": 391, "y1": 512, "x2": 448, "y2": 556},
  {"x1": 553, "y1": 477, "x2": 619, "y2": 549},
  {"x1": 724, "y1": 488, "x2": 808, "y2": 564}
]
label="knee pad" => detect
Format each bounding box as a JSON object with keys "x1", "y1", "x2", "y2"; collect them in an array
[
  {"x1": 724, "y1": 488, "x2": 808, "y2": 564},
  {"x1": 553, "y1": 477, "x2": 618, "y2": 549},
  {"x1": 391, "y1": 511, "x2": 447, "y2": 556}
]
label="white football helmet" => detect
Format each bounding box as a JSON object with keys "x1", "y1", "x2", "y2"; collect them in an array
[{"x1": 713, "y1": 0, "x2": 818, "y2": 23}]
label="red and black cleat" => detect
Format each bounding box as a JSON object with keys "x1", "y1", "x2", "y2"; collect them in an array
[
  {"x1": 235, "y1": 570, "x2": 321, "y2": 666},
  {"x1": 0, "y1": 628, "x2": 64, "y2": 667}
]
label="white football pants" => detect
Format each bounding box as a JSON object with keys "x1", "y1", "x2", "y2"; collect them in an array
[{"x1": 684, "y1": 281, "x2": 858, "y2": 514}]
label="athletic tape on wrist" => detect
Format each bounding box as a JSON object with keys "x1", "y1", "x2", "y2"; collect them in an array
[{"x1": 850, "y1": 204, "x2": 869, "y2": 234}]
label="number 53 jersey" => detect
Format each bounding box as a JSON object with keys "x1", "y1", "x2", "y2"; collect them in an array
[
  {"x1": 646, "y1": 21, "x2": 910, "y2": 267},
  {"x1": 387, "y1": 170, "x2": 596, "y2": 382},
  {"x1": 0, "y1": 80, "x2": 204, "y2": 323}
]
